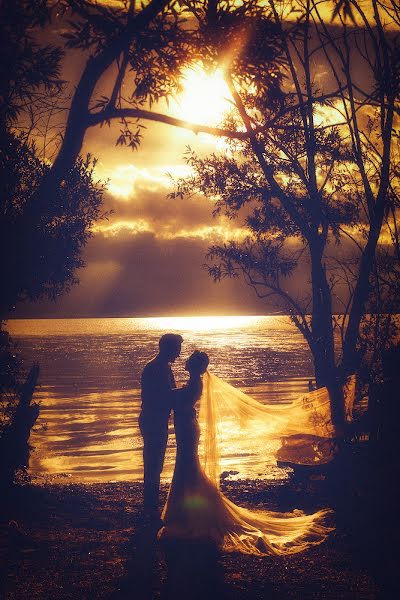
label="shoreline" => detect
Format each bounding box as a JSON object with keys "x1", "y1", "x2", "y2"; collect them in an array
[{"x1": 0, "y1": 478, "x2": 380, "y2": 599}]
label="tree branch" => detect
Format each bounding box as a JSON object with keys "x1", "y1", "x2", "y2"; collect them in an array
[{"x1": 86, "y1": 107, "x2": 249, "y2": 139}]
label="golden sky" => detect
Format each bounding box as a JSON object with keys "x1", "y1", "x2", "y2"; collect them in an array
[
  {"x1": 16, "y1": 1, "x2": 397, "y2": 317},
  {"x1": 92, "y1": 0, "x2": 398, "y2": 30}
]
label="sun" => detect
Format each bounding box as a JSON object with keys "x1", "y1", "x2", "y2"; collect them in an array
[{"x1": 176, "y1": 66, "x2": 232, "y2": 125}]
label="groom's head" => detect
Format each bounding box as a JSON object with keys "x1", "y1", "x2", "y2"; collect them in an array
[{"x1": 159, "y1": 333, "x2": 183, "y2": 362}]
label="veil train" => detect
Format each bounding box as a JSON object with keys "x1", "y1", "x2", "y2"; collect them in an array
[
  {"x1": 198, "y1": 371, "x2": 356, "y2": 484},
  {"x1": 161, "y1": 372, "x2": 355, "y2": 555}
]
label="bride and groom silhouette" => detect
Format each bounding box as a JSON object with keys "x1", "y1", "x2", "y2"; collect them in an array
[{"x1": 139, "y1": 333, "x2": 332, "y2": 556}]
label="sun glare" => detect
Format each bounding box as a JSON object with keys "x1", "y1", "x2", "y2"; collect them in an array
[
  {"x1": 176, "y1": 67, "x2": 232, "y2": 125},
  {"x1": 106, "y1": 165, "x2": 137, "y2": 198}
]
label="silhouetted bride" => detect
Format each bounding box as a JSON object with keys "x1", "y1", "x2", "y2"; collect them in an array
[{"x1": 159, "y1": 351, "x2": 346, "y2": 556}]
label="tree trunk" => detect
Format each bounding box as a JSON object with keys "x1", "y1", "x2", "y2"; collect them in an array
[
  {"x1": 36, "y1": 53, "x2": 117, "y2": 200},
  {"x1": 0, "y1": 363, "x2": 40, "y2": 488},
  {"x1": 309, "y1": 238, "x2": 345, "y2": 431},
  {"x1": 36, "y1": 0, "x2": 170, "y2": 201},
  {"x1": 342, "y1": 216, "x2": 385, "y2": 376},
  {"x1": 312, "y1": 348, "x2": 345, "y2": 433}
]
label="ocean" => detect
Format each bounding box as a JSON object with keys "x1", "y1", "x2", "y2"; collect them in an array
[{"x1": 7, "y1": 316, "x2": 315, "y2": 484}]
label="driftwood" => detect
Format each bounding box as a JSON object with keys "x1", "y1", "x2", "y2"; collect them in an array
[{"x1": 0, "y1": 363, "x2": 40, "y2": 487}]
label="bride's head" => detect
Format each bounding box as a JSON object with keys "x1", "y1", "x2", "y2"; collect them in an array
[{"x1": 186, "y1": 350, "x2": 209, "y2": 375}]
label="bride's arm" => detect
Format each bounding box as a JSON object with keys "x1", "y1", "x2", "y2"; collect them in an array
[{"x1": 171, "y1": 375, "x2": 202, "y2": 409}]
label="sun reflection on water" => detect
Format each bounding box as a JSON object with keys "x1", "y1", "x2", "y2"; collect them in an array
[
  {"x1": 9, "y1": 315, "x2": 315, "y2": 484},
  {"x1": 140, "y1": 315, "x2": 264, "y2": 332}
]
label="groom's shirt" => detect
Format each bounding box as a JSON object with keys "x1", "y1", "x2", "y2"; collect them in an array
[{"x1": 140, "y1": 356, "x2": 175, "y2": 427}]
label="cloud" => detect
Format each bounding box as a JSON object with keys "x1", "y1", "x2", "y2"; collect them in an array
[
  {"x1": 20, "y1": 18, "x2": 381, "y2": 320},
  {"x1": 13, "y1": 157, "x2": 363, "y2": 318},
  {"x1": 15, "y1": 216, "x2": 363, "y2": 319},
  {"x1": 92, "y1": 158, "x2": 249, "y2": 243},
  {"x1": 14, "y1": 230, "x2": 268, "y2": 317}
]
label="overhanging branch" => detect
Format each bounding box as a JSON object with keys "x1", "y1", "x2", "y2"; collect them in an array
[{"x1": 86, "y1": 107, "x2": 248, "y2": 139}]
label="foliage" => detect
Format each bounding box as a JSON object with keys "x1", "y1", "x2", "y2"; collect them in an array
[
  {"x1": 170, "y1": 0, "x2": 400, "y2": 427},
  {"x1": 64, "y1": 0, "x2": 190, "y2": 106},
  {"x1": 357, "y1": 245, "x2": 400, "y2": 387},
  {"x1": 47, "y1": 0, "x2": 197, "y2": 164},
  {"x1": 193, "y1": 0, "x2": 288, "y2": 101},
  {"x1": 0, "y1": 1, "x2": 110, "y2": 457},
  {"x1": 0, "y1": 328, "x2": 21, "y2": 438},
  {"x1": 0, "y1": 0, "x2": 64, "y2": 129},
  {"x1": 0, "y1": 134, "x2": 107, "y2": 317},
  {"x1": 3, "y1": 0, "x2": 398, "y2": 431}
]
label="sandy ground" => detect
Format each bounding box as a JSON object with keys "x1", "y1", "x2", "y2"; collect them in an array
[{"x1": 0, "y1": 477, "x2": 387, "y2": 600}]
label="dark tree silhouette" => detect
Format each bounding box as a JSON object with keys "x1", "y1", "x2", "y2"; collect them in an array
[
  {"x1": 0, "y1": 1, "x2": 107, "y2": 474},
  {"x1": 27, "y1": 1, "x2": 280, "y2": 198},
  {"x1": 0, "y1": 135, "x2": 107, "y2": 318},
  {"x1": 0, "y1": 0, "x2": 63, "y2": 134},
  {"x1": 0, "y1": 1, "x2": 108, "y2": 319},
  {"x1": 3, "y1": 1, "x2": 398, "y2": 432},
  {"x1": 34, "y1": 0, "x2": 192, "y2": 196},
  {"x1": 170, "y1": 0, "x2": 400, "y2": 430}
]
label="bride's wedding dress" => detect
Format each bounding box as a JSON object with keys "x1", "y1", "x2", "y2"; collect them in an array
[{"x1": 159, "y1": 371, "x2": 351, "y2": 555}]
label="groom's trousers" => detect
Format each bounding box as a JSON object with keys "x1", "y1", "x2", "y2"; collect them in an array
[{"x1": 139, "y1": 418, "x2": 168, "y2": 512}]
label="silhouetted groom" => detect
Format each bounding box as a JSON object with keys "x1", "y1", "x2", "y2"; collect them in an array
[{"x1": 139, "y1": 333, "x2": 183, "y2": 517}]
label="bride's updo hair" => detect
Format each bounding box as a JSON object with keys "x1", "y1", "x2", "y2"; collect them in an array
[{"x1": 186, "y1": 350, "x2": 209, "y2": 375}]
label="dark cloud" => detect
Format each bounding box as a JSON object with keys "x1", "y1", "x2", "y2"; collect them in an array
[
  {"x1": 98, "y1": 180, "x2": 237, "y2": 241},
  {"x1": 14, "y1": 222, "x2": 359, "y2": 318},
  {"x1": 13, "y1": 231, "x2": 269, "y2": 318}
]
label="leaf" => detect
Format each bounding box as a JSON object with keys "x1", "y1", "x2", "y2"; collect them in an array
[{"x1": 331, "y1": 0, "x2": 356, "y2": 25}]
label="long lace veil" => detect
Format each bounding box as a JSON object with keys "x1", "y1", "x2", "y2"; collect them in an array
[{"x1": 198, "y1": 372, "x2": 356, "y2": 485}]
